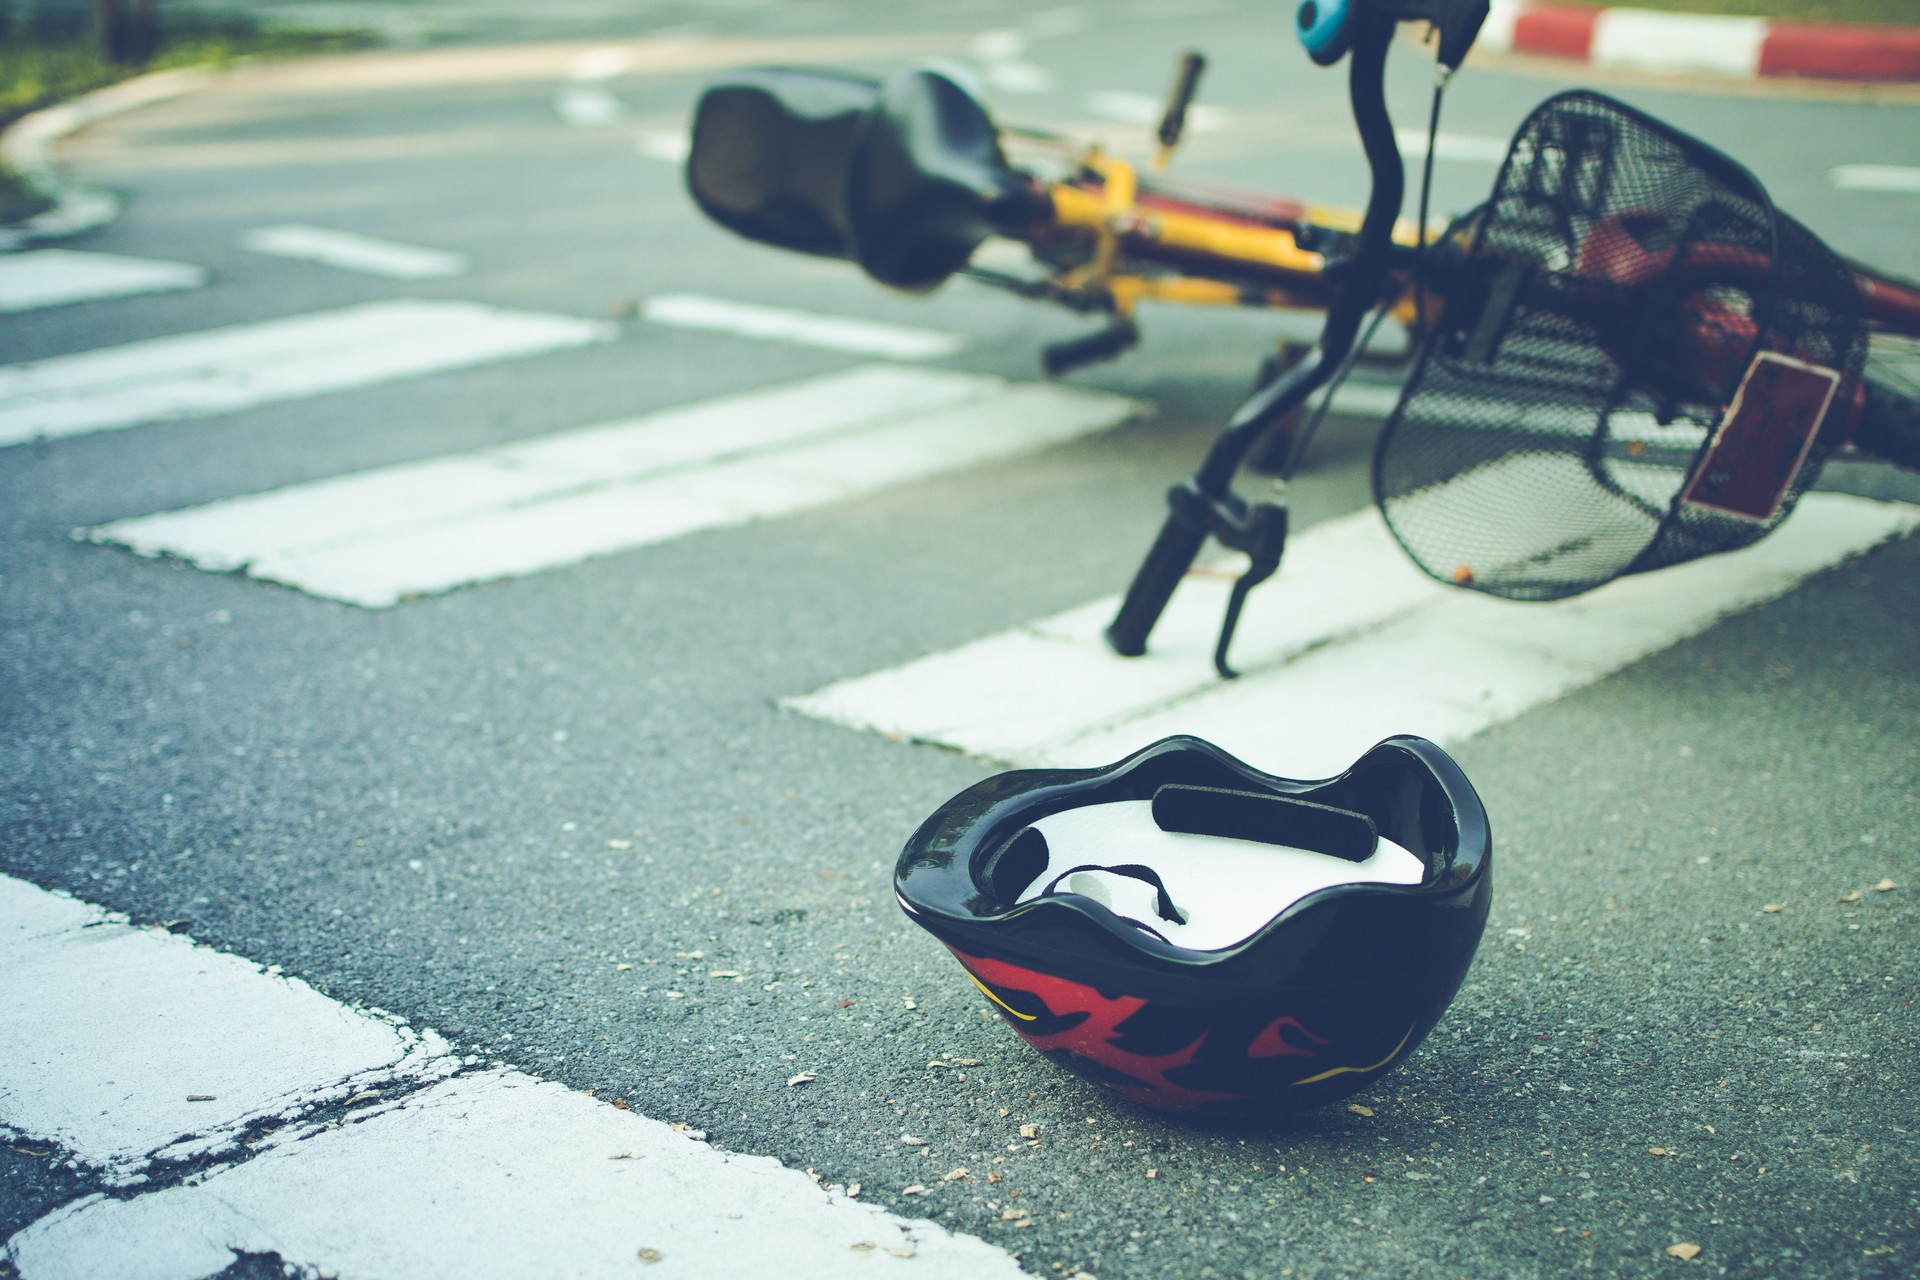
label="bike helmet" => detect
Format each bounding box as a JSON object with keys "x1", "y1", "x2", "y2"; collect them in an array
[{"x1": 895, "y1": 735, "x2": 1491, "y2": 1118}]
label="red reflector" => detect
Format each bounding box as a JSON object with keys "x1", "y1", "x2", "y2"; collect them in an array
[{"x1": 1682, "y1": 352, "x2": 1841, "y2": 524}]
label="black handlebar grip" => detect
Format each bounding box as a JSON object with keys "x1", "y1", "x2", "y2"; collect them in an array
[
  {"x1": 1105, "y1": 491, "x2": 1210, "y2": 657},
  {"x1": 1157, "y1": 52, "x2": 1207, "y2": 151}
]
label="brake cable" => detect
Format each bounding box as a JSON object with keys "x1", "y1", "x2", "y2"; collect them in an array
[{"x1": 1278, "y1": 73, "x2": 1450, "y2": 482}]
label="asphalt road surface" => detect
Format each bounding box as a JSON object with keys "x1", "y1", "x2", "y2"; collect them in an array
[{"x1": 3, "y1": 2, "x2": 1918, "y2": 1278}]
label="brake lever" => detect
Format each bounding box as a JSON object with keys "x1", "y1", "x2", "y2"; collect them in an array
[{"x1": 1212, "y1": 500, "x2": 1288, "y2": 679}]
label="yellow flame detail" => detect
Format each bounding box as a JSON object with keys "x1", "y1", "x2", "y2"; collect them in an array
[
  {"x1": 963, "y1": 969, "x2": 1037, "y2": 1022},
  {"x1": 1292, "y1": 1023, "x2": 1416, "y2": 1086}
]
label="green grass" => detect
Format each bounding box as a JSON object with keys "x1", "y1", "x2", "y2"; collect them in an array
[
  {"x1": 1, "y1": 12, "x2": 370, "y2": 225},
  {"x1": 2, "y1": 21, "x2": 370, "y2": 132}
]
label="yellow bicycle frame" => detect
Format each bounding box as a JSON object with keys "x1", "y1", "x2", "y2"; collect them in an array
[{"x1": 1033, "y1": 148, "x2": 1441, "y2": 329}]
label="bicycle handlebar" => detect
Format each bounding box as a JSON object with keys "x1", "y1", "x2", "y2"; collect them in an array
[
  {"x1": 1365, "y1": 0, "x2": 1489, "y2": 70},
  {"x1": 1105, "y1": 484, "x2": 1213, "y2": 657},
  {"x1": 1105, "y1": 12, "x2": 1407, "y2": 670},
  {"x1": 1299, "y1": 0, "x2": 1488, "y2": 70}
]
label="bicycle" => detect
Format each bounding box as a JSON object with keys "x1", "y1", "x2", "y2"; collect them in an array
[
  {"x1": 685, "y1": 0, "x2": 1920, "y2": 677},
  {"x1": 686, "y1": 50, "x2": 1423, "y2": 379}
]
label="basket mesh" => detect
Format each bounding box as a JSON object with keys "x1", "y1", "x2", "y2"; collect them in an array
[{"x1": 1375, "y1": 92, "x2": 1865, "y2": 599}]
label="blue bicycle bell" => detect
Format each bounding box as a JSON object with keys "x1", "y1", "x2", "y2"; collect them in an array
[{"x1": 1296, "y1": 0, "x2": 1356, "y2": 66}]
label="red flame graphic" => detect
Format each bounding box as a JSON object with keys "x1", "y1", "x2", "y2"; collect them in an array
[{"x1": 950, "y1": 946, "x2": 1330, "y2": 1112}]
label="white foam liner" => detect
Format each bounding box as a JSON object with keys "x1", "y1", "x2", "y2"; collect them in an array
[{"x1": 1014, "y1": 800, "x2": 1424, "y2": 951}]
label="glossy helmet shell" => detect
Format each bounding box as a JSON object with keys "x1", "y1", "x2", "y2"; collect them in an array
[{"x1": 894, "y1": 735, "x2": 1492, "y2": 1118}]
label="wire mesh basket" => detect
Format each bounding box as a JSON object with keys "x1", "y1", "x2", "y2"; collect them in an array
[{"x1": 1375, "y1": 91, "x2": 1866, "y2": 600}]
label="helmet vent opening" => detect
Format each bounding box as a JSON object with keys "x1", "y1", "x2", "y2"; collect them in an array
[{"x1": 981, "y1": 825, "x2": 1051, "y2": 903}]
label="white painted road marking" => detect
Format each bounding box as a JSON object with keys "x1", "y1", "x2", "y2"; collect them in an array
[
  {"x1": 1082, "y1": 89, "x2": 1229, "y2": 134},
  {"x1": 240, "y1": 224, "x2": 469, "y2": 279},
  {"x1": 968, "y1": 29, "x2": 1028, "y2": 61},
  {"x1": 0, "y1": 874, "x2": 456, "y2": 1185},
  {"x1": 642, "y1": 294, "x2": 967, "y2": 360},
  {"x1": 982, "y1": 60, "x2": 1056, "y2": 95},
  {"x1": 89, "y1": 364, "x2": 1145, "y2": 607},
  {"x1": 636, "y1": 129, "x2": 691, "y2": 162},
  {"x1": 786, "y1": 494, "x2": 1919, "y2": 777},
  {"x1": 0, "y1": 248, "x2": 205, "y2": 311},
  {"x1": 0, "y1": 874, "x2": 1023, "y2": 1280},
  {"x1": 1830, "y1": 164, "x2": 1920, "y2": 194},
  {"x1": 556, "y1": 43, "x2": 650, "y2": 124},
  {"x1": 969, "y1": 29, "x2": 1056, "y2": 94},
  {"x1": 1320, "y1": 378, "x2": 1405, "y2": 418},
  {"x1": 1394, "y1": 128, "x2": 1511, "y2": 165},
  {"x1": 555, "y1": 85, "x2": 624, "y2": 125},
  {"x1": 0, "y1": 299, "x2": 614, "y2": 448}
]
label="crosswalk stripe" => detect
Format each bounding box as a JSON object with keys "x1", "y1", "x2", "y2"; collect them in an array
[
  {"x1": 642, "y1": 294, "x2": 967, "y2": 360},
  {"x1": 1321, "y1": 378, "x2": 1404, "y2": 418},
  {"x1": 0, "y1": 299, "x2": 614, "y2": 449},
  {"x1": 982, "y1": 60, "x2": 1056, "y2": 94},
  {"x1": 0, "y1": 248, "x2": 205, "y2": 312},
  {"x1": 239, "y1": 224, "x2": 469, "y2": 279},
  {"x1": 1829, "y1": 164, "x2": 1920, "y2": 194},
  {"x1": 969, "y1": 30, "x2": 1056, "y2": 94},
  {"x1": 1394, "y1": 128, "x2": 1511, "y2": 164},
  {"x1": 0, "y1": 873, "x2": 1023, "y2": 1280},
  {"x1": 0, "y1": 873, "x2": 453, "y2": 1182},
  {"x1": 785, "y1": 494, "x2": 1919, "y2": 778},
  {"x1": 555, "y1": 85, "x2": 625, "y2": 126},
  {"x1": 1081, "y1": 89, "x2": 1229, "y2": 134},
  {"x1": 635, "y1": 129, "x2": 691, "y2": 162},
  {"x1": 88, "y1": 364, "x2": 1145, "y2": 607}
]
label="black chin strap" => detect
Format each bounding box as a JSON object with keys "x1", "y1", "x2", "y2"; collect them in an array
[
  {"x1": 1040, "y1": 863, "x2": 1188, "y2": 926},
  {"x1": 1017, "y1": 786, "x2": 1383, "y2": 936}
]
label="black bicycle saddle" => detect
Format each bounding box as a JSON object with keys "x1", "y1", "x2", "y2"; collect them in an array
[
  {"x1": 845, "y1": 68, "x2": 1044, "y2": 291},
  {"x1": 686, "y1": 67, "x2": 879, "y2": 259}
]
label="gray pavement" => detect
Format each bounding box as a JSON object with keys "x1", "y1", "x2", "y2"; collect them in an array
[{"x1": 2, "y1": 2, "x2": 1917, "y2": 1277}]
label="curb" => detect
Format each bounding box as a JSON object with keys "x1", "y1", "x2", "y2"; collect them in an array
[
  {"x1": 1477, "y1": 0, "x2": 1920, "y2": 82},
  {"x1": 0, "y1": 66, "x2": 211, "y2": 251}
]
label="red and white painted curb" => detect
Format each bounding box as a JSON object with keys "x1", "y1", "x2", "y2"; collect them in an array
[{"x1": 1477, "y1": 0, "x2": 1920, "y2": 82}]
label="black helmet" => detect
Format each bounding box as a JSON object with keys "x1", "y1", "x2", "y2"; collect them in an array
[{"x1": 894, "y1": 735, "x2": 1491, "y2": 1118}]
